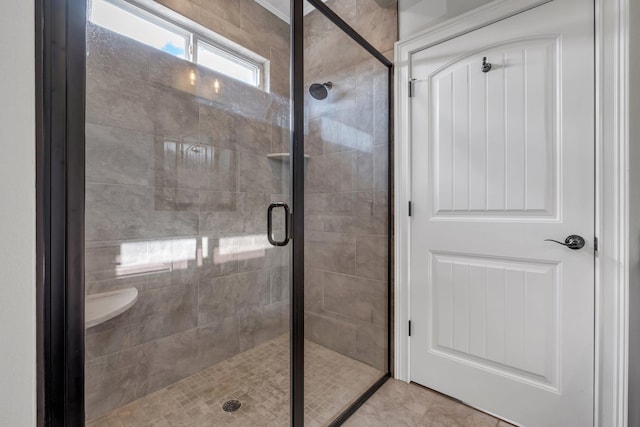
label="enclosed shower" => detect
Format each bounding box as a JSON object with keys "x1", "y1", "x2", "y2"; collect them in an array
[{"x1": 82, "y1": 0, "x2": 394, "y2": 425}]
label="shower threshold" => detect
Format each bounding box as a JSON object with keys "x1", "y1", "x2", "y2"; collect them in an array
[{"x1": 87, "y1": 335, "x2": 382, "y2": 427}]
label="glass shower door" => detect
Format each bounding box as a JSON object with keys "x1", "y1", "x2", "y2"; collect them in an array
[
  {"x1": 83, "y1": 0, "x2": 293, "y2": 424},
  {"x1": 300, "y1": 1, "x2": 392, "y2": 425}
]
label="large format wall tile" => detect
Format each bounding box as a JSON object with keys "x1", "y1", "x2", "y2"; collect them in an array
[
  {"x1": 145, "y1": 320, "x2": 237, "y2": 392},
  {"x1": 306, "y1": 117, "x2": 332, "y2": 156},
  {"x1": 356, "y1": 235, "x2": 388, "y2": 281},
  {"x1": 304, "y1": 155, "x2": 331, "y2": 194},
  {"x1": 86, "y1": 68, "x2": 152, "y2": 133},
  {"x1": 234, "y1": 112, "x2": 272, "y2": 154},
  {"x1": 270, "y1": 265, "x2": 289, "y2": 304},
  {"x1": 85, "y1": 243, "x2": 129, "y2": 284},
  {"x1": 198, "y1": 235, "x2": 240, "y2": 279},
  {"x1": 154, "y1": 138, "x2": 238, "y2": 192},
  {"x1": 306, "y1": 191, "x2": 387, "y2": 235},
  {"x1": 269, "y1": 48, "x2": 291, "y2": 98},
  {"x1": 198, "y1": 0, "x2": 242, "y2": 28},
  {"x1": 356, "y1": 150, "x2": 375, "y2": 191},
  {"x1": 325, "y1": 151, "x2": 358, "y2": 193},
  {"x1": 85, "y1": 240, "x2": 199, "y2": 284},
  {"x1": 198, "y1": 104, "x2": 236, "y2": 149},
  {"x1": 85, "y1": 183, "x2": 200, "y2": 241},
  {"x1": 199, "y1": 190, "x2": 238, "y2": 212},
  {"x1": 242, "y1": 193, "x2": 271, "y2": 233},
  {"x1": 322, "y1": 110, "x2": 362, "y2": 153},
  {"x1": 195, "y1": 316, "x2": 241, "y2": 366},
  {"x1": 86, "y1": 281, "x2": 198, "y2": 360},
  {"x1": 305, "y1": 268, "x2": 324, "y2": 313},
  {"x1": 236, "y1": 241, "x2": 275, "y2": 273},
  {"x1": 352, "y1": 4, "x2": 398, "y2": 54},
  {"x1": 202, "y1": 95, "x2": 276, "y2": 152},
  {"x1": 323, "y1": 191, "x2": 388, "y2": 235},
  {"x1": 153, "y1": 0, "x2": 201, "y2": 25},
  {"x1": 239, "y1": 301, "x2": 288, "y2": 351},
  {"x1": 153, "y1": 187, "x2": 200, "y2": 212},
  {"x1": 323, "y1": 272, "x2": 387, "y2": 326},
  {"x1": 148, "y1": 84, "x2": 199, "y2": 141},
  {"x1": 238, "y1": 151, "x2": 284, "y2": 194},
  {"x1": 145, "y1": 329, "x2": 202, "y2": 392},
  {"x1": 198, "y1": 270, "x2": 270, "y2": 325},
  {"x1": 355, "y1": 320, "x2": 388, "y2": 371},
  {"x1": 326, "y1": 0, "x2": 398, "y2": 55},
  {"x1": 305, "y1": 231, "x2": 356, "y2": 275},
  {"x1": 305, "y1": 312, "x2": 357, "y2": 358},
  {"x1": 199, "y1": 206, "x2": 245, "y2": 238},
  {"x1": 85, "y1": 345, "x2": 150, "y2": 420},
  {"x1": 373, "y1": 144, "x2": 389, "y2": 191}
]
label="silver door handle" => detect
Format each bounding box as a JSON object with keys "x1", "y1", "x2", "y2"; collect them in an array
[{"x1": 544, "y1": 235, "x2": 585, "y2": 250}]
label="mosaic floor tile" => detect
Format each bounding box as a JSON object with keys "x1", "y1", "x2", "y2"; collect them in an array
[{"x1": 87, "y1": 335, "x2": 382, "y2": 427}]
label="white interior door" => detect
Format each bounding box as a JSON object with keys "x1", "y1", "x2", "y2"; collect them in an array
[{"x1": 408, "y1": 0, "x2": 594, "y2": 426}]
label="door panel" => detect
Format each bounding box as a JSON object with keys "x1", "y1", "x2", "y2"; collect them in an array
[
  {"x1": 409, "y1": 0, "x2": 594, "y2": 425},
  {"x1": 431, "y1": 252, "x2": 558, "y2": 388},
  {"x1": 431, "y1": 38, "x2": 557, "y2": 217},
  {"x1": 302, "y1": 2, "x2": 391, "y2": 425}
]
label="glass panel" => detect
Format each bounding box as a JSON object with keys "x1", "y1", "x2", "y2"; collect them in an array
[
  {"x1": 303, "y1": 3, "x2": 390, "y2": 425},
  {"x1": 84, "y1": 0, "x2": 291, "y2": 425},
  {"x1": 196, "y1": 41, "x2": 259, "y2": 86},
  {"x1": 90, "y1": 0, "x2": 189, "y2": 59}
]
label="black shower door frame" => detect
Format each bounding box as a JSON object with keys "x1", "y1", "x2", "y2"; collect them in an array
[
  {"x1": 36, "y1": 0, "x2": 393, "y2": 425},
  {"x1": 291, "y1": 2, "x2": 393, "y2": 425}
]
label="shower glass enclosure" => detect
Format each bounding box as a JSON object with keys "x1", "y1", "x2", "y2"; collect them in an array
[
  {"x1": 302, "y1": 3, "x2": 390, "y2": 423},
  {"x1": 82, "y1": 0, "x2": 391, "y2": 425}
]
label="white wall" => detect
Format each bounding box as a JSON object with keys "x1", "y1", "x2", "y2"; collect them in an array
[
  {"x1": 0, "y1": 0, "x2": 37, "y2": 426},
  {"x1": 398, "y1": 0, "x2": 493, "y2": 39},
  {"x1": 628, "y1": 0, "x2": 640, "y2": 424}
]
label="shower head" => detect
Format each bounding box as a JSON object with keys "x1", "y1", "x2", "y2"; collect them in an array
[{"x1": 309, "y1": 82, "x2": 333, "y2": 100}]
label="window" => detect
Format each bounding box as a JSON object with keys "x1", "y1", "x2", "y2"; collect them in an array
[
  {"x1": 197, "y1": 41, "x2": 260, "y2": 87},
  {"x1": 89, "y1": 0, "x2": 266, "y2": 88}
]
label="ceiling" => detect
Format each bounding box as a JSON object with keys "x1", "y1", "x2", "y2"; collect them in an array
[{"x1": 253, "y1": 0, "x2": 327, "y2": 23}]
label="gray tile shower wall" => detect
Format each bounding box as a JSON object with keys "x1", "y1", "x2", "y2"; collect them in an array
[
  {"x1": 303, "y1": 0, "x2": 397, "y2": 373},
  {"x1": 84, "y1": 0, "x2": 290, "y2": 419}
]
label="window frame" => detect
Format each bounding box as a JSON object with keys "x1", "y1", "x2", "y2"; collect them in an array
[
  {"x1": 88, "y1": 0, "x2": 267, "y2": 90},
  {"x1": 193, "y1": 38, "x2": 262, "y2": 88}
]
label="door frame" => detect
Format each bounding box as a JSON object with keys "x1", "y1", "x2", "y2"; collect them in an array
[
  {"x1": 393, "y1": 0, "x2": 630, "y2": 425},
  {"x1": 35, "y1": 0, "x2": 87, "y2": 424}
]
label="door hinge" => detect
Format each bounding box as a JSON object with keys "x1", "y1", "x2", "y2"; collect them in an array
[
  {"x1": 408, "y1": 78, "x2": 416, "y2": 97},
  {"x1": 408, "y1": 320, "x2": 412, "y2": 336},
  {"x1": 594, "y1": 236, "x2": 598, "y2": 251},
  {"x1": 408, "y1": 201, "x2": 412, "y2": 217}
]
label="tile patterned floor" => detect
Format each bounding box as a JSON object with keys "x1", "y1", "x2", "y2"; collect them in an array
[
  {"x1": 346, "y1": 379, "x2": 515, "y2": 427},
  {"x1": 87, "y1": 334, "x2": 383, "y2": 427}
]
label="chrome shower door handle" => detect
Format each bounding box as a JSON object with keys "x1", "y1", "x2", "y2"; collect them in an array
[
  {"x1": 267, "y1": 202, "x2": 290, "y2": 246},
  {"x1": 544, "y1": 235, "x2": 585, "y2": 250}
]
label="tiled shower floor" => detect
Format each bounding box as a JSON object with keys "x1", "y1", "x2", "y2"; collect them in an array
[{"x1": 87, "y1": 335, "x2": 382, "y2": 427}]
